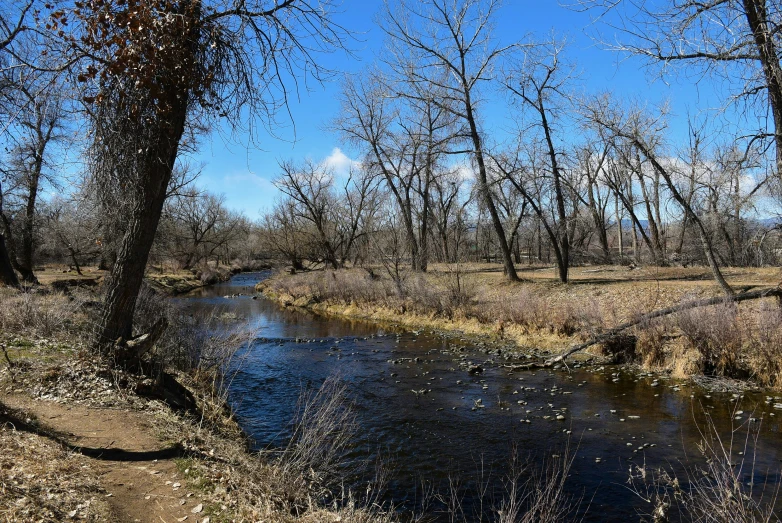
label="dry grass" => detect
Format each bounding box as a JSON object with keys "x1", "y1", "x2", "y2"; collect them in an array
[
  {"x1": 155, "y1": 377, "x2": 394, "y2": 523},
  {"x1": 263, "y1": 265, "x2": 782, "y2": 387},
  {"x1": 628, "y1": 408, "x2": 780, "y2": 523},
  {"x1": 496, "y1": 442, "x2": 581, "y2": 523},
  {"x1": 0, "y1": 287, "x2": 91, "y2": 341},
  {"x1": 628, "y1": 299, "x2": 782, "y2": 387}
]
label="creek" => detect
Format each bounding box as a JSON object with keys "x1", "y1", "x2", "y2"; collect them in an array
[{"x1": 179, "y1": 272, "x2": 782, "y2": 521}]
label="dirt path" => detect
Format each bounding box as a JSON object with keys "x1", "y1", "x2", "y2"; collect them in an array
[{"x1": 3, "y1": 395, "x2": 210, "y2": 523}]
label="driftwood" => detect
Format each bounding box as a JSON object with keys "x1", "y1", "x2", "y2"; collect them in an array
[{"x1": 510, "y1": 286, "x2": 782, "y2": 370}]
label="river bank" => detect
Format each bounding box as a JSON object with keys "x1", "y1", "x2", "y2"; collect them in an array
[
  {"x1": 0, "y1": 279, "x2": 385, "y2": 522},
  {"x1": 258, "y1": 264, "x2": 782, "y2": 388},
  {"x1": 5, "y1": 271, "x2": 782, "y2": 521}
]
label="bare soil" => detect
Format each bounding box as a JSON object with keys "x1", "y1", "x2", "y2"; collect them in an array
[{"x1": 1, "y1": 394, "x2": 210, "y2": 523}]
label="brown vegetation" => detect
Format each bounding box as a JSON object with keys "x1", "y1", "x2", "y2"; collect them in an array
[{"x1": 262, "y1": 264, "x2": 782, "y2": 387}]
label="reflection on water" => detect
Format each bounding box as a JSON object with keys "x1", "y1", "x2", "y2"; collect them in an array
[{"x1": 179, "y1": 272, "x2": 782, "y2": 521}]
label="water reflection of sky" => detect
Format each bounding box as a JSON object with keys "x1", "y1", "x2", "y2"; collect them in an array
[{"x1": 177, "y1": 273, "x2": 782, "y2": 522}]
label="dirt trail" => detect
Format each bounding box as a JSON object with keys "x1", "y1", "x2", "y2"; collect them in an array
[{"x1": 3, "y1": 395, "x2": 210, "y2": 523}]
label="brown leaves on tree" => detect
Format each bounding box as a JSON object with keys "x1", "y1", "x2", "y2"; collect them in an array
[{"x1": 47, "y1": 0, "x2": 217, "y2": 118}]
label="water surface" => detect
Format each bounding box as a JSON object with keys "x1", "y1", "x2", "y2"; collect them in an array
[{"x1": 180, "y1": 272, "x2": 782, "y2": 521}]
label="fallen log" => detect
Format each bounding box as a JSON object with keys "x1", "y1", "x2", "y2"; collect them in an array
[{"x1": 511, "y1": 286, "x2": 782, "y2": 370}]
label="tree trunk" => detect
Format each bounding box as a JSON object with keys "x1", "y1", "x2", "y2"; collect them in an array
[
  {"x1": 641, "y1": 147, "x2": 735, "y2": 296},
  {"x1": 96, "y1": 110, "x2": 187, "y2": 348},
  {"x1": 464, "y1": 91, "x2": 518, "y2": 281},
  {"x1": 743, "y1": 0, "x2": 782, "y2": 183},
  {"x1": 540, "y1": 107, "x2": 569, "y2": 283},
  {"x1": 68, "y1": 247, "x2": 83, "y2": 276},
  {"x1": 0, "y1": 233, "x2": 19, "y2": 287},
  {"x1": 616, "y1": 192, "x2": 623, "y2": 259},
  {"x1": 18, "y1": 141, "x2": 46, "y2": 285},
  {"x1": 0, "y1": 182, "x2": 19, "y2": 287}
]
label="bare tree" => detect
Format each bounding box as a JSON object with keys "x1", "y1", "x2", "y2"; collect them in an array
[
  {"x1": 160, "y1": 189, "x2": 235, "y2": 270},
  {"x1": 336, "y1": 72, "x2": 454, "y2": 272},
  {"x1": 504, "y1": 39, "x2": 576, "y2": 282},
  {"x1": 0, "y1": 81, "x2": 66, "y2": 283},
  {"x1": 42, "y1": 193, "x2": 102, "y2": 275},
  {"x1": 0, "y1": 0, "x2": 35, "y2": 288},
  {"x1": 430, "y1": 170, "x2": 469, "y2": 263},
  {"x1": 273, "y1": 159, "x2": 379, "y2": 269},
  {"x1": 263, "y1": 200, "x2": 307, "y2": 273},
  {"x1": 587, "y1": 98, "x2": 736, "y2": 295},
  {"x1": 575, "y1": 139, "x2": 612, "y2": 262},
  {"x1": 582, "y1": 0, "x2": 782, "y2": 183},
  {"x1": 380, "y1": 0, "x2": 520, "y2": 280},
  {"x1": 275, "y1": 159, "x2": 342, "y2": 269},
  {"x1": 37, "y1": 0, "x2": 352, "y2": 355}
]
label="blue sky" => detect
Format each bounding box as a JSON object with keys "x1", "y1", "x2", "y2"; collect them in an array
[{"x1": 192, "y1": 1, "x2": 725, "y2": 220}]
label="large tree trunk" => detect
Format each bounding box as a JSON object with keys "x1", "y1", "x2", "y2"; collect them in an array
[
  {"x1": 96, "y1": 107, "x2": 187, "y2": 348},
  {"x1": 743, "y1": 0, "x2": 782, "y2": 182}
]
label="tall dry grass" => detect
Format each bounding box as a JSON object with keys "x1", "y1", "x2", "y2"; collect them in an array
[
  {"x1": 267, "y1": 268, "x2": 607, "y2": 337},
  {"x1": 496, "y1": 442, "x2": 581, "y2": 523},
  {"x1": 630, "y1": 298, "x2": 782, "y2": 387},
  {"x1": 628, "y1": 408, "x2": 779, "y2": 523},
  {"x1": 0, "y1": 286, "x2": 90, "y2": 340}
]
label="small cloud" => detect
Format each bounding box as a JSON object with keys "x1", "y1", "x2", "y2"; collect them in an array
[
  {"x1": 222, "y1": 171, "x2": 275, "y2": 190},
  {"x1": 321, "y1": 147, "x2": 361, "y2": 176}
]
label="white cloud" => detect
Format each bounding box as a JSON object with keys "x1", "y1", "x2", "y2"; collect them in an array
[
  {"x1": 321, "y1": 147, "x2": 361, "y2": 177},
  {"x1": 452, "y1": 159, "x2": 476, "y2": 182},
  {"x1": 222, "y1": 171, "x2": 275, "y2": 190}
]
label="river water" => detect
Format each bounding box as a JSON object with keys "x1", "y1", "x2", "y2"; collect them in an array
[{"x1": 180, "y1": 272, "x2": 782, "y2": 521}]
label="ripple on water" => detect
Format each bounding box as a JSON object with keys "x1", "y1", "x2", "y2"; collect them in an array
[{"x1": 180, "y1": 273, "x2": 782, "y2": 522}]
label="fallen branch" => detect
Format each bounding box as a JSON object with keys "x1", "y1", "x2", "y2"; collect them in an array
[{"x1": 513, "y1": 286, "x2": 782, "y2": 370}]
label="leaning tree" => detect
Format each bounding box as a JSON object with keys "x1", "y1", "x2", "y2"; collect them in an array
[
  {"x1": 42, "y1": 0, "x2": 351, "y2": 355},
  {"x1": 581, "y1": 0, "x2": 782, "y2": 186}
]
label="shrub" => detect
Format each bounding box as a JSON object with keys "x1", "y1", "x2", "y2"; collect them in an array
[
  {"x1": 675, "y1": 301, "x2": 744, "y2": 376},
  {"x1": 747, "y1": 302, "x2": 782, "y2": 388},
  {"x1": 634, "y1": 319, "x2": 671, "y2": 368},
  {"x1": 0, "y1": 287, "x2": 86, "y2": 340}
]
